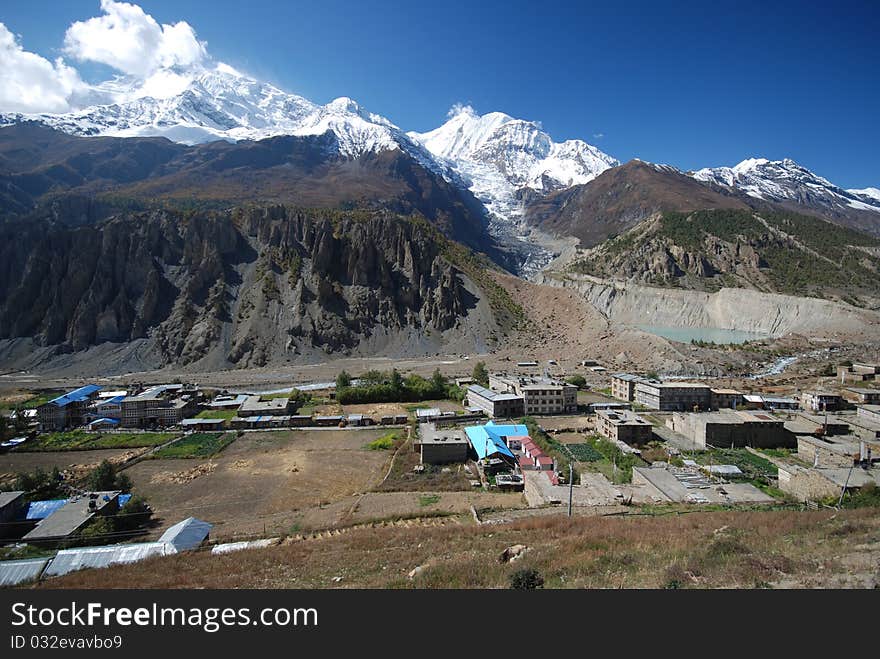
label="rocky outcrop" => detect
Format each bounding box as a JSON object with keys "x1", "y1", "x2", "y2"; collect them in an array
[{"x1": 0, "y1": 206, "x2": 498, "y2": 372}]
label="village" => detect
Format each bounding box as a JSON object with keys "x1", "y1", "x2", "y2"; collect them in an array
[{"x1": 1, "y1": 357, "x2": 879, "y2": 587}]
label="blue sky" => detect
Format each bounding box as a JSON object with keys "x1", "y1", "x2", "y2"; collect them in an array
[{"x1": 2, "y1": 0, "x2": 878, "y2": 187}]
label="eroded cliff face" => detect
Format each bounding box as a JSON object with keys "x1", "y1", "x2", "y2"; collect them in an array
[
  {"x1": 0, "y1": 206, "x2": 497, "y2": 371},
  {"x1": 536, "y1": 272, "x2": 880, "y2": 338}
]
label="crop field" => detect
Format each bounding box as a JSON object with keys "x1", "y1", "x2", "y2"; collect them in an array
[
  {"x1": 21, "y1": 430, "x2": 178, "y2": 452},
  {"x1": 123, "y1": 429, "x2": 394, "y2": 539},
  {"x1": 566, "y1": 443, "x2": 603, "y2": 462},
  {"x1": 151, "y1": 432, "x2": 237, "y2": 459}
]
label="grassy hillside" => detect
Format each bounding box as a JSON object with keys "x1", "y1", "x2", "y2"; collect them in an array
[
  {"x1": 570, "y1": 208, "x2": 880, "y2": 303},
  {"x1": 34, "y1": 508, "x2": 880, "y2": 589}
]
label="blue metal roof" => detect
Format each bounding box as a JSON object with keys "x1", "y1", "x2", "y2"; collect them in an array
[
  {"x1": 99, "y1": 396, "x2": 125, "y2": 405},
  {"x1": 464, "y1": 425, "x2": 516, "y2": 461},
  {"x1": 47, "y1": 385, "x2": 102, "y2": 408},
  {"x1": 88, "y1": 417, "x2": 119, "y2": 427},
  {"x1": 26, "y1": 499, "x2": 69, "y2": 520},
  {"x1": 485, "y1": 421, "x2": 529, "y2": 437}
]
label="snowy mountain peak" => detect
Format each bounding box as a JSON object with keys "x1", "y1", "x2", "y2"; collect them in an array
[
  {"x1": 0, "y1": 64, "x2": 415, "y2": 160},
  {"x1": 408, "y1": 106, "x2": 618, "y2": 236},
  {"x1": 848, "y1": 187, "x2": 880, "y2": 203},
  {"x1": 692, "y1": 157, "x2": 880, "y2": 215}
]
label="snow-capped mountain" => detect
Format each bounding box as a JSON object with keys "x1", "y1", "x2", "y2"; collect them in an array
[
  {"x1": 691, "y1": 158, "x2": 880, "y2": 215},
  {"x1": 0, "y1": 63, "x2": 440, "y2": 166},
  {"x1": 408, "y1": 106, "x2": 618, "y2": 229},
  {"x1": 849, "y1": 187, "x2": 880, "y2": 204}
]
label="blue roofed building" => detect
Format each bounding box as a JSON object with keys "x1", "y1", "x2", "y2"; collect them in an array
[
  {"x1": 37, "y1": 385, "x2": 102, "y2": 430},
  {"x1": 464, "y1": 421, "x2": 530, "y2": 463}
]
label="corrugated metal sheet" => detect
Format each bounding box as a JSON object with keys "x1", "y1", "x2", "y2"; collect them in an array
[
  {"x1": 159, "y1": 517, "x2": 212, "y2": 552},
  {"x1": 44, "y1": 543, "x2": 171, "y2": 578},
  {"x1": 26, "y1": 499, "x2": 69, "y2": 520},
  {"x1": 0, "y1": 557, "x2": 50, "y2": 586}
]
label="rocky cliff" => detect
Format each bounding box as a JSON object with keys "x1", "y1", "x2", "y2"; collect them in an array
[
  {"x1": 566, "y1": 208, "x2": 880, "y2": 305},
  {"x1": 0, "y1": 206, "x2": 503, "y2": 372}
]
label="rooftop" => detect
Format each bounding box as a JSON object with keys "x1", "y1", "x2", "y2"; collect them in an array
[
  {"x1": 417, "y1": 423, "x2": 468, "y2": 445},
  {"x1": 46, "y1": 384, "x2": 102, "y2": 408},
  {"x1": 125, "y1": 384, "x2": 185, "y2": 402},
  {"x1": 464, "y1": 422, "x2": 525, "y2": 461},
  {"x1": 612, "y1": 373, "x2": 649, "y2": 383},
  {"x1": 238, "y1": 395, "x2": 290, "y2": 414},
  {"x1": 467, "y1": 384, "x2": 522, "y2": 402},
  {"x1": 681, "y1": 409, "x2": 782, "y2": 425},
  {"x1": 0, "y1": 491, "x2": 24, "y2": 509},
  {"x1": 597, "y1": 409, "x2": 650, "y2": 426},
  {"x1": 23, "y1": 491, "x2": 120, "y2": 541},
  {"x1": 815, "y1": 467, "x2": 880, "y2": 488},
  {"x1": 208, "y1": 394, "x2": 248, "y2": 408}
]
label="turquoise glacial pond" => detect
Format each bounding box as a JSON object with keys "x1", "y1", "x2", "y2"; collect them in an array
[{"x1": 637, "y1": 325, "x2": 769, "y2": 344}]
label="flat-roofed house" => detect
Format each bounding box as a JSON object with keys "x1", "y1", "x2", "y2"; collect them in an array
[
  {"x1": 415, "y1": 423, "x2": 469, "y2": 464},
  {"x1": 596, "y1": 409, "x2": 653, "y2": 445},
  {"x1": 610, "y1": 373, "x2": 649, "y2": 402},
  {"x1": 237, "y1": 395, "x2": 293, "y2": 417},
  {"x1": 843, "y1": 388, "x2": 880, "y2": 405},
  {"x1": 635, "y1": 381, "x2": 712, "y2": 412},
  {"x1": 22, "y1": 491, "x2": 120, "y2": 546},
  {"x1": 710, "y1": 388, "x2": 744, "y2": 410},
  {"x1": 667, "y1": 409, "x2": 791, "y2": 449},
  {"x1": 487, "y1": 375, "x2": 576, "y2": 415},
  {"x1": 120, "y1": 385, "x2": 198, "y2": 428},
  {"x1": 800, "y1": 391, "x2": 843, "y2": 413},
  {"x1": 466, "y1": 384, "x2": 524, "y2": 419}
]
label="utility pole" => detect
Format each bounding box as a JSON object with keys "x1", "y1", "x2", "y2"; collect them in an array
[
  {"x1": 568, "y1": 463, "x2": 574, "y2": 517},
  {"x1": 837, "y1": 463, "x2": 855, "y2": 509}
]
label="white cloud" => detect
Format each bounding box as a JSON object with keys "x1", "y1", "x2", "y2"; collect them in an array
[
  {"x1": 593, "y1": 133, "x2": 605, "y2": 139},
  {"x1": 448, "y1": 102, "x2": 477, "y2": 118},
  {"x1": 0, "y1": 24, "x2": 86, "y2": 113},
  {"x1": 63, "y1": 0, "x2": 207, "y2": 77}
]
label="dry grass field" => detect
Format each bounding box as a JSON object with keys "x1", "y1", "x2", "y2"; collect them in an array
[{"x1": 31, "y1": 507, "x2": 880, "y2": 589}]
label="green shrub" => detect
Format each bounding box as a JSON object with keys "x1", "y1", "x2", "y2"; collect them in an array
[
  {"x1": 509, "y1": 568, "x2": 544, "y2": 590},
  {"x1": 365, "y1": 432, "x2": 398, "y2": 450},
  {"x1": 565, "y1": 374, "x2": 587, "y2": 389}
]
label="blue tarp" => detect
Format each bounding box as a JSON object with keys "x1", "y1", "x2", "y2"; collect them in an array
[
  {"x1": 26, "y1": 499, "x2": 68, "y2": 520},
  {"x1": 117, "y1": 494, "x2": 132, "y2": 507},
  {"x1": 48, "y1": 385, "x2": 101, "y2": 408}
]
